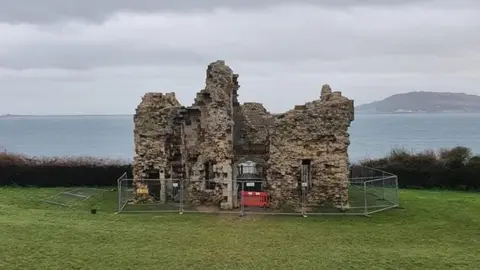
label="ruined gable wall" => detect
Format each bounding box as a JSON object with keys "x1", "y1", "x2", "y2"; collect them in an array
[
  {"x1": 267, "y1": 85, "x2": 354, "y2": 209},
  {"x1": 132, "y1": 93, "x2": 181, "y2": 199}
]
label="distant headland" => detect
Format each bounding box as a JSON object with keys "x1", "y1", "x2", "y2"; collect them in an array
[
  {"x1": 356, "y1": 91, "x2": 480, "y2": 114},
  {"x1": 0, "y1": 114, "x2": 35, "y2": 118}
]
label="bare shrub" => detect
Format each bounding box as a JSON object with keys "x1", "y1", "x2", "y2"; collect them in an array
[
  {"x1": 0, "y1": 152, "x2": 28, "y2": 165},
  {"x1": 438, "y1": 146, "x2": 472, "y2": 167},
  {"x1": 360, "y1": 146, "x2": 479, "y2": 190},
  {"x1": 0, "y1": 152, "x2": 129, "y2": 167},
  {"x1": 387, "y1": 148, "x2": 412, "y2": 163}
]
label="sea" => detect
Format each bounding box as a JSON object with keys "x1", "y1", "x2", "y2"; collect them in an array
[{"x1": 0, "y1": 113, "x2": 479, "y2": 163}]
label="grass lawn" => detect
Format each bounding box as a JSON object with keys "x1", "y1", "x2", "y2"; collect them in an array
[{"x1": 1, "y1": 187, "x2": 479, "y2": 269}]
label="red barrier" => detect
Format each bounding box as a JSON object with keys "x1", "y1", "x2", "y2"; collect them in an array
[{"x1": 241, "y1": 191, "x2": 269, "y2": 207}]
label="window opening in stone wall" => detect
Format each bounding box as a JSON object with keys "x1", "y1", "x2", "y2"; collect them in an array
[
  {"x1": 147, "y1": 169, "x2": 160, "y2": 179},
  {"x1": 301, "y1": 159, "x2": 312, "y2": 188},
  {"x1": 204, "y1": 162, "x2": 216, "y2": 190},
  {"x1": 237, "y1": 161, "x2": 263, "y2": 192},
  {"x1": 145, "y1": 169, "x2": 161, "y2": 200}
]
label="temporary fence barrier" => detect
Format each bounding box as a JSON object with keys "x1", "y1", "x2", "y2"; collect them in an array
[
  {"x1": 117, "y1": 166, "x2": 399, "y2": 217},
  {"x1": 41, "y1": 187, "x2": 110, "y2": 207},
  {"x1": 241, "y1": 191, "x2": 269, "y2": 207}
]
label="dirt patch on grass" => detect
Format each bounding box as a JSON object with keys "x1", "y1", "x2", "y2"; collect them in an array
[{"x1": 194, "y1": 205, "x2": 221, "y2": 212}]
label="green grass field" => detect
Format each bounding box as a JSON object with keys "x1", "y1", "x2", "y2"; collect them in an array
[{"x1": 1, "y1": 187, "x2": 479, "y2": 270}]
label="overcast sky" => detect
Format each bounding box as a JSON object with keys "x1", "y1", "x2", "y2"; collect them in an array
[{"x1": 1, "y1": 0, "x2": 479, "y2": 115}]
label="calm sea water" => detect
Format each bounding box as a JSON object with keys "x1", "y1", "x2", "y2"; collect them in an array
[{"x1": 1, "y1": 114, "x2": 479, "y2": 162}]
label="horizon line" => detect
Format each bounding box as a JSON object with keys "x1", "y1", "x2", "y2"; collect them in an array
[{"x1": 1, "y1": 114, "x2": 134, "y2": 117}]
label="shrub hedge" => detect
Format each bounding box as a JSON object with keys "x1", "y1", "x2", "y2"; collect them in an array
[
  {"x1": 0, "y1": 152, "x2": 132, "y2": 187},
  {"x1": 360, "y1": 146, "x2": 480, "y2": 191},
  {"x1": 2, "y1": 147, "x2": 479, "y2": 190}
]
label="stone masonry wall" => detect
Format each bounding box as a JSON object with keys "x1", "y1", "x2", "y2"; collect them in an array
[
  {"x1": 132, "y1": 61, "x2": 355, "y2": 211},
  {"x1": 183, "y1": 61, "x2": 239, "y2": 208},
  {"x1": 267, "y1": 85, "x2": 354, "y2": 209},
  {"x1": 132, "y1": 92, "x2": 180, "y2": 201},
  {"x1": 234, "y1": 102, "x2": 272, "y2": 162}
]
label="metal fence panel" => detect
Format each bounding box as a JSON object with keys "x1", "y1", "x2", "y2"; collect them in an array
[
  {"x1": 116, "y1": 165, "x2": 399, "y2": 216},
  {"x1": 181, "y1": 179, "x2": 241, "y2": 214},
  {"x1": 363, "y1": 176, "x2": 399, "y2": 214},
  {"x1": 304, "y1": 181, "x2": 357, "y2": 216},
  {"x1": 41, "y1": 187, "x2": 109, "y2": 207},
  {"x1": 236, "y1": 180, "x2": 304, "y2": 216},
  {"x1": 118, "y1": 178, "x2": 183, "y2": 213}
]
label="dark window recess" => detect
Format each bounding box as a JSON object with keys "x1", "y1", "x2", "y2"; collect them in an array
[
  {"x1": 147, "y1": 169, "x2": 159, "y2": 179},
  {"x1": 204, "y1": 162, "x2": 215, "y2": 180},
  {"x1": 204, "y1": 162, "x2": 209, "y2": 180},
  {"x1": 204, "y1": 162, "x2": 216, "y2": 190},
  {"x1": 301, "y1": 159, "x2": 312, "y2": 188},
  {"x1": 296, "y1": 170, "x2": 302, "y2": 191},
  {"x1": 149, "y1": 183, "x2": 161, "y2": 200},
  {"x1": 206, "y1": 181, "x2": 217, "y2": 190}
]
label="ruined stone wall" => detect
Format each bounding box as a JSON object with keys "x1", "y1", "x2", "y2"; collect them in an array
[
  {"x1": 183, "y1": 61, "x2": 239, "y2": 208},
  {"x1": 234, "y1": 102, "x2": 272, "y2": 164},
  {"x1": 132, "y1": 61, "x2": 355, "y2": 211},
  {"x1": 267, "y1": 85, "x2": 354, "y2": 209},
  {"x1": 132, "y1": 93, "x2": 180, "y2": 200}
]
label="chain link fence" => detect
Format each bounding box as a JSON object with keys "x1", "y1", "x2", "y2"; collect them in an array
[{"x1": 117, "y1": 166, "x2": 399, "y2": 216}]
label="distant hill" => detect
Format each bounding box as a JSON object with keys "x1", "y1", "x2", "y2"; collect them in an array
[
  {"x1": 0, "y1": 114, "x2": 31, "y2": 117},
  {"x1": 356, "y1": 91, "x2": 480, "y2": 113}
]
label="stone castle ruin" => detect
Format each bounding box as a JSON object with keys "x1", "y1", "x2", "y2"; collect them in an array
[{"x1": 132, "y1": 60, "x2": 354, "y2": 211}]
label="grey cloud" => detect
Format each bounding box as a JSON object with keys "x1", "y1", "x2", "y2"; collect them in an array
[
  {"x1": 1, "y1": 0, "x2": 478, "y2": 24},
  {"x1": 2, "y1": 64, "x2": 477, "y2": 115},
  {"x1": 0, "y1": 1, "x2": 479, "y2": 115},
  {"x1": 1, "y1": 43, "x2": 210, "y2": 70},
  {"x1": 1, "y1": 4, "x2": 479, "y2": 71}
]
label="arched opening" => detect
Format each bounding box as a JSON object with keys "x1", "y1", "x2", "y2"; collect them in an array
[{"x1": 236, "y1": 159, "x2": 265, "y2": 192}]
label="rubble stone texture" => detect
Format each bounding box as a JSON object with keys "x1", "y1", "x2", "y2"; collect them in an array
[
  {"x1": 132, "y1": 92, "x2": 181, "y2": 202},
  {"x1": 267, "y1": 84, "x2": 354, "y2": 208},
  {"x1": 132, "y1": 61, "x2": 354, "y2": 210},
  {"x1": 183, "y1": 61, "x2": 238, "y2": 208},
  {"x1": 234, "y1": 102, "x2": 272, "y2": 162}
]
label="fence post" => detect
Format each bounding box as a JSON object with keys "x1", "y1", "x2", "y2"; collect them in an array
[
  {"x1": 179, "y1": 179, "x2": 184, "y2": 215},
  {"x1": 240, "y1": 181, "x2": 245, "y2": 217},
  {"x1": 363, "y1": 181, "x2": 368, "y2": 216},
  {"x1": 395, "y1": 176, "x2": 400, "y2": 207},
  {"x1": 301, "y1": 182, "x2": 307, "y2": 218},
  {"x1": 117, "y1": 174, "x2": 122, "y2": 213},
  {"x1": 382, "y1": 172, "x2": 386, "y2": 200}
]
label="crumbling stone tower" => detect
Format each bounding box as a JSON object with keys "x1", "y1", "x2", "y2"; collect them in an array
[
  {"x1": 267, "y1": 85, "x2": 354, "y2": 209},
  {"x1": 133, "y1": 61, "x2": 238, "y2": 209},
  {"x1": 183, "y1": 61, "x2": 238, "y2": 209},
  {"x1": 132, "y1": 92, "x2": 180, "y2": 202},
  {"x1": 132, "y1": 60, "x2": 354, "y2": 210}
]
